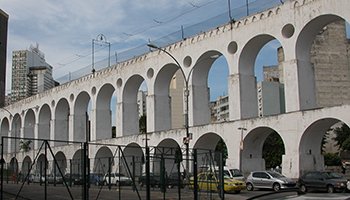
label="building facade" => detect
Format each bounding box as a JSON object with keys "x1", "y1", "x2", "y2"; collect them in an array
[
  {"x1": 11, "y1": 45, "x2": 55, "y2": 103},
  {"x1": 0, "y1": 9, "x2": 8, "y2": 107}
]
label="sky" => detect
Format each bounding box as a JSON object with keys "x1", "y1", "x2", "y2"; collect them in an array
[{"x1": 0, "y1": 0, "x2": 282, "y2": 100}]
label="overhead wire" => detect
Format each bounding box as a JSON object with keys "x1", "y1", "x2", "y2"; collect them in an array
[{"x1": 52, "y1": 0, "x2": 221, "y2": 73}]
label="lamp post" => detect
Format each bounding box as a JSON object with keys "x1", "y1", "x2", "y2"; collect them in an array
[
  {"x1": 92, "y1": 34, "x2": 111, "y2": 74},
  {"x1": 147, "y1": 43, "x2": 191, "y2": 175},
  {"x1": 246, "y1": 0, "x2": 249, "y2": 16},
  {"x1": 238, "y1": 127, "x2": 247, "y2": 171}
]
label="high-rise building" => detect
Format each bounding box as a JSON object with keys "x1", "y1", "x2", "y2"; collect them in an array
[
  {"x1": 137, "y1": 90, "x2": 147, "y2": 117},
  {"x1": 11, "y1": 45, "x2": 55, "y2": 102},
  {"x1": 211, "y1": 95, "x2": 229, "y2": 122},
  {"x1": 0, "y1": 9, "x2": 8, "y2": 107},
  {"x1": 28, "y1": 66, "x2": 55, "y2": 95}
]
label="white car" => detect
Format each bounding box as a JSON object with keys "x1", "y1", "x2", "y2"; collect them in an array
[{"x1": 103, "y1": 173, "x2": 132, "y2": 186}]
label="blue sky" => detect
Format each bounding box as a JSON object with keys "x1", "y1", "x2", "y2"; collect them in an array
[{"x1": 1, "y1": 0, "x2": 284, "y2": 100}]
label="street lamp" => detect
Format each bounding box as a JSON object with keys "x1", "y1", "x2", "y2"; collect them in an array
[
  {"x1": 147, "y1": 43, "x2": 191, "y2": 175},
  {"x1": 92, "y1": 34, "x2": 111, "y2": 74},
  {"x1": 238, "y1": 127, "x2": 247, "y2": 171}
]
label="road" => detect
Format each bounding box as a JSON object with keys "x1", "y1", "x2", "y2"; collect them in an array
[{"x1": 1, "y1": 182, "x2": 350, "y2": 200}]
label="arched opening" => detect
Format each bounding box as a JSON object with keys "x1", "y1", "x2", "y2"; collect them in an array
[
  {"x1": 93, "y1": 146, "x2": 114, "y2": 174},
  {"x1": 154, "y1": 139, "x2": 181, "y2": 176},
  {"x1": 239, "y1": 34, "x2": 285, "y2": 118},
  {"x1": 9, "y1": 157, "x2": 19, "y2": 180},
  {"x1": 21, "y1": 156, "x2": 32, "y2": 177},
  {"x1": 38, "y1": 104, "x2": 51, "y2": 141},
  {"x1": 299, "y1": 118, "x2": 350, "y2": 175},
  {"x1": 122, "y1": 75, "x2": 147, "y2": 136},
  {"x1": 1, "y1": 118, "x2": 9, "y2": 154},
  {"x1": 71, "y1": 149, "x2": 83, "y2": 174},
  {"x1": 55, "y1": 98, "x2": 69, "y2": 146},
  {"x1": 295, "y1": 15, "x2": 350, "y2": 109},
  {"x1": 154, "y1": 63, "x2": 179, "y2": 131},
  {"x1": 23, "y1": 109, "x2": 35, "y2": 150},
  {"x1": 54, "y1": 151, "x2": 67, "y2": 175},
  {"x1": 242, "y1": 127, "x2": 285, "y2": 175},
  {"x1": 191, "y1": 51, "x2": 223, "y2": 126},
  {"x1": 73, "y1": 91, "x2": 91, "y2": 142},
  {"x1": 193, "y1": 133, "x2": 224, "y2": 169},
  {"x1": 96, "y1": 83, "x2": 116, "y2": 140},
  {"x1": 123, "y1": 143, "x2": 143, "y2": 177},
  {"x1": 11, "y1": 114, "x2": 21, "y2": 153},
  {"x1": 208, "y1": 55, "x2": 229, "y2": 122},
  {"x1": 36, "y1": 154, "x2": 48, "y2": 176}
]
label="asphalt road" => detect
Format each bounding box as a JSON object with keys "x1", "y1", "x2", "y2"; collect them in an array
[{"x1": 1, "y1": 182, "x2": 350, "y2": 200}]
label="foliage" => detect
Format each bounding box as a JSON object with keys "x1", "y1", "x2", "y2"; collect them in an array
[
  {"x1": 321, "y1": 131, "x2": 330, "y2": 153},
  {"x1": 324, "y1": 152, "x2": 341, "y2": 166},
  {"x1": 139, "y1": 115, "x2": 147, "y2": 134},
  {"x1": 332, "y1": 123, "x2": 350, "y2": 152},
  {"x1": 112, "y1": 126, "x2": 116, "y2": 138},
  {"x1": 262, "y1": 131, "x2": 285, "y2": 169},
  {"x1": 215, "y1": 138, "x2": 228, "y2": 166},
  {"x1": 19, "y1": 140, "x2": 31, "y2": 152}
]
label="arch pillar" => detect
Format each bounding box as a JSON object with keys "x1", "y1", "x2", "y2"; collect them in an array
[
  {"x1": 50, "y1": 119, "x2": 55, "y2": 147},
  {"x1": 34, "y1": 123, "x2": 39, "y2": 149},
  {"x1": 147, "y1": 93, "x2": 171, "y2": 132},
  {"x1": 116, "y1": 102, "x2": 123, "y2": 137},
  {"x1": 190, "y1": 84, "x2": 210, "y2": 126},
  {"x1": 123, "y1": 101, "x2": 139, "y2": 136},
  {"x1": 282, "y1": 59, "x2": 317, "y2": 112},
  {"x1": 68, "y1": 113, "x2": 74, "y2": 141},
  {"x1": 90, "y1": 109, "x2": 97, "y2": 141},
  {"x1": 228, "y1": 73, "x2": 258, "y2": 120}
]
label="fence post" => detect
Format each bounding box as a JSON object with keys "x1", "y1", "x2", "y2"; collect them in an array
[
  {"x1": 219, "y1": 152, "x2": 224, "y2": 199},
  {"x1": 145, "y1": 146, "x2": 150, "y2": 200},
  {"x1": 108, "y1": 157, "x2": 112, "y2": 190},
  {"x1": 82, "y1": 142, "x2": 88, "y2": 200},
  {"x1": 1, "y1": 137, "x2": 4, "y2": 200},
  {"x1": 193, "y1": 149, "x2": 198, "y2": 200},
  {"x1": 44, "y1": 141, "x2": 47, "y2": 200}
]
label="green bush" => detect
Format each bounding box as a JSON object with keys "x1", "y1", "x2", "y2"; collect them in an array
[{"x1": 324, "y1": 153, "x2": 341, "y2": 166}]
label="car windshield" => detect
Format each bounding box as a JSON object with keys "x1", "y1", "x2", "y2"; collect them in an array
[
  {"x1": 323, "y1": 172, "x2": 343, "y2": 179},
  {"x1": 230, "y1": 169, "x2": 243, "y2": 177},
  {"x1": 268, "y1": 171, "x2": 285, "y2": 178}
]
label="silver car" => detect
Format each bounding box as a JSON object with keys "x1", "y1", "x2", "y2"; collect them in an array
[{"x1": 246, "y1": 171, "x2": 296, "y2": 191}]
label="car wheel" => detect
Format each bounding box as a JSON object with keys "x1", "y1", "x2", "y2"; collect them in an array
[
  {"x1": 299, "y1": 184, "x2": 307, "y2": 193},
  {"x1": 273, "y1": 183, "x2": 281, "y2": 192},
  {"x1": 246, "y1": 183, "x2": 254, "y2": 191},
  {"x1": 327, "y1": 185, "x2": 334, "y2": 193}
]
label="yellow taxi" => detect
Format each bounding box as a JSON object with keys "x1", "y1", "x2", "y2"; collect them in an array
[{"x1": 190, "y1": 171, "x2": 246, "y2": 194}]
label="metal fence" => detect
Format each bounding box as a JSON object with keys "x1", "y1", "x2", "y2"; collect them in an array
[{"x1": 1, "y1": 137, "x2": 227, "y2": 200}]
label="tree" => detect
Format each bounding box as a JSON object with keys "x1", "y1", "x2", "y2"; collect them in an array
[
  {"x1": 332, "y1": 123, "x2": 350, "y2": 152},
  {"x1": 19, "y1": 140, "x2": 31, "y2": 152},
  {"x1": 215, "y1": 139, "x2": 228, "y2": 166},
  {"x1": 262, "y1": 132, "x2": 285, "y2": 169},
  {"x1": 139, "y1": 114, "x2": 147, "y2": 134},
  {"x1": 112, "y1": 126, "x2": 116, "y2": 138}
]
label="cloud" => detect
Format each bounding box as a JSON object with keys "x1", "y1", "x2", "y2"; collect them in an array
[{"x1": 1, "y1": 0, "x2": 248, "y2": 94}]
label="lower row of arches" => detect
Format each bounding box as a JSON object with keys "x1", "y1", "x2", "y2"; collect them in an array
[{"x1": 4, "y1": 118, "x2": 349, "y2": 178}]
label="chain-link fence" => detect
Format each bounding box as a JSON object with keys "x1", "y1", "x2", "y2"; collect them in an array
[{"x1": 1, "y1": 137, "x2": 228, "y2": 200}]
